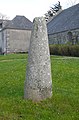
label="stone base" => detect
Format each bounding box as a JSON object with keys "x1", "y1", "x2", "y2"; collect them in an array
[{"x1": 24, "y1": 86, "x2": 52, "y2": 102}]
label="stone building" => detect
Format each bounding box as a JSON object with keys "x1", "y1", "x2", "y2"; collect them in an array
[
  {"x1": 0, "y1": 15, "x2": 33, "y2": 54},
  {"x1": 47, "y1": 3, "x2": 79, "y2": 45}
]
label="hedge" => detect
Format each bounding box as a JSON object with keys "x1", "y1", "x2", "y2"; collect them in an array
[{"x1": 49, "y1": 45, "x2": 79, "y2": 57}]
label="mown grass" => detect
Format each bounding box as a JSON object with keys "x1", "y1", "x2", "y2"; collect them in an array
[{"x1": 0, "y1": 54, "x2": 79, "y2": 120}]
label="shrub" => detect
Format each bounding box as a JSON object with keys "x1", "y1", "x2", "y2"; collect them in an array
[
  {"x1": 69, "y1": 45, "x2": 79, "y2": 57},
  {"x1": 50, "y1": 45, "x2": 59, "y2": 55},
  {"x1": 49, "y1": 44, "x2": 79, "y2": 57},
  {"x1": 58, "y1": 45, "x2": 70, "y2": 56}
]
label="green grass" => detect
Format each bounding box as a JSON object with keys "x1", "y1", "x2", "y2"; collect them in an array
[{"x1": 0, "y1": 54, "x2": 79, "y2": 120}]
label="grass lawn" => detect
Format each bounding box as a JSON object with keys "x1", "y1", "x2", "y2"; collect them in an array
[{"x1": 0, "y1": 54, "x2": 79, "y2": 120}]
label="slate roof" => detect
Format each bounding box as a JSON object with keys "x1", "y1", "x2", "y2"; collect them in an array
[
  {"x1": 47, "y1": 3, "x2": 79, "y2": 35},
  {"x1": 5, "y1": 15, "x2": 33, "y2": 30}
]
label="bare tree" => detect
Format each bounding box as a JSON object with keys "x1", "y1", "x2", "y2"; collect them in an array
[
  {"x1": 0, "y1": 13, "x2": 9, "y2": 29},
  {"x1": 0, "y1": 13, "x2": 9, "y2": 20},
  {"x1": 66, "y1": 0, "x2": 79, "y2": 7}
]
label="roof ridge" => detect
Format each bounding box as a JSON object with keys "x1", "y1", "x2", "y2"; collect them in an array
[
  {"x1": 3, "y1": 15, "x2": 33, "y2": 30},
  {"x1": 47, "y1": 3, "x2": 79, "y2": 34}
]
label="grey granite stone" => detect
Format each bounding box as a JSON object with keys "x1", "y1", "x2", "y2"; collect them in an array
[{"x1": 24, "y1": 17, "x2": 52, "y2": 102}]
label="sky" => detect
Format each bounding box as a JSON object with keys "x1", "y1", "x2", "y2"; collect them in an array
[{"x1": 0, "y1": 0, "x2": 79, "y2": 21}]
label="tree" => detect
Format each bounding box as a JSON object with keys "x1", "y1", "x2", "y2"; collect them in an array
[
  {"x1": 45, "y1": 1, "x2": 62, "y2": 22},
  {"x1": 0, "y1": 13, "x2": 9, "y2": 20},
  {"x1": 0, "y1": 13, "x2": 9, "y2": 30},
  {"x1": 51, "y1": 1, "x2": 62, "y2": 12},
  {"x1": 66, "y1": 0, "x2": 79, "y2": 8}
]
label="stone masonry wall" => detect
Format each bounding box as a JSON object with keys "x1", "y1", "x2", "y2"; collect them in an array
[
  {"x1": 0, "y1": 31, "x2": 2, "y2": 49},
  {"x1": 48, "y1": 29, "x2": 79, "y2": 45},
  {"x1": 0, "y1": 30, "x2": 5, "y2": 54},
  {"x1": 3, "y1": 29, "x2": 31, "y2": 53}
]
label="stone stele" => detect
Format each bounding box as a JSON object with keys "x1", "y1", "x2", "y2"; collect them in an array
[{"x1": 24, "y1": 17, "x2": 52, "y2": 102}]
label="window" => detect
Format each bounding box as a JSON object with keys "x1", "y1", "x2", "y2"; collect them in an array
[{"x1": 67, "y1": 31, "x2": 73, "y2": 44}]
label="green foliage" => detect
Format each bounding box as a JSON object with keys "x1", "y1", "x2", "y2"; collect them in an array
[
  {"x1": 49, "y1": 44, "x2": 79, "y2": 57},
  {"x1": 69, "y1": 45, "x2": 79, "y2": 57},
  {"x1": 50, "y1": 45, "x2": 59, "y2": 55},
  {"x1": 0, "y1": 54, "x2": 79, "y2": 120}
]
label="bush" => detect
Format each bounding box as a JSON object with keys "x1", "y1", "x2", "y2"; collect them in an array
[
  {"x1": 58, "y1": 45, "x2": 70, "y2": 56},
  {"x1": 49, "y1": 44, "x2": 79, "y2": 57},
  {"x1": 50, "y1": 45, "x2": 59, "y2": 55},
  {"x1": 69, "y1": 45, "x2": 79, "y2": 57}
]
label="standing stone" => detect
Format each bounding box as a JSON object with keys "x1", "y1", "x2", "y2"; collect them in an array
[{"x1": 24, "y1": 17, "x2": 52, "y2": 102}]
